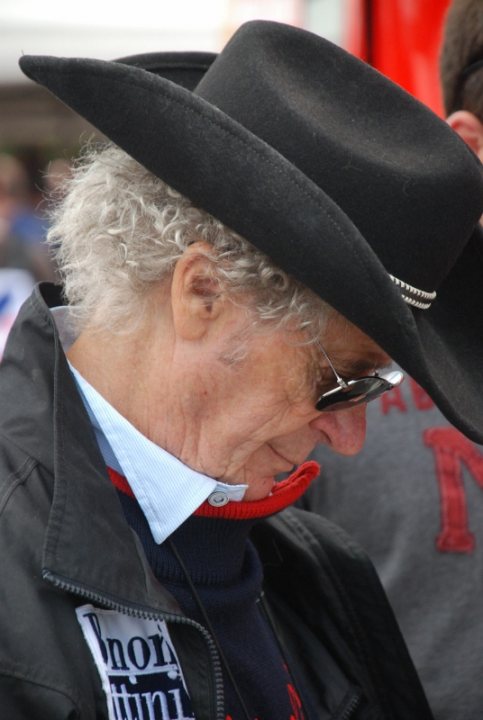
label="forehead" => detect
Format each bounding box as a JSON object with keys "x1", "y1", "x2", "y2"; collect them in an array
[{"x1": 322, "y1": 313, "x2": 392, "y2": 374}]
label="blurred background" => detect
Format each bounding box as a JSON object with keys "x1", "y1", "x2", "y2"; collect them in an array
[{"x1": 0, "y1": 0, "x2": 451, "y2": 354}]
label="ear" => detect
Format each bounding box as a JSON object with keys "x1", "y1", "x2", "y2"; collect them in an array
[
  {"x1": 170, "y1": 241, "x2": 224, "y2": 341},
  {"x1": 447, "y1": 110, "x2": 483, "y2": 162}
]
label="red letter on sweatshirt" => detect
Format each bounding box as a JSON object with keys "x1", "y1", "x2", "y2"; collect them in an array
[{"x1": 424, "y1": 428, "x2": 483, "y2": 553}]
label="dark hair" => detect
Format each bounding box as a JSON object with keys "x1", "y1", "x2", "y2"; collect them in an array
[{"x1": 440, "y1": 0, "x2": 483, "y2": 119}]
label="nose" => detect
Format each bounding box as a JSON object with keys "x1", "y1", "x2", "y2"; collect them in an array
[{"x1": 309, "y1": 404, "x2": 367, "y2": 455}]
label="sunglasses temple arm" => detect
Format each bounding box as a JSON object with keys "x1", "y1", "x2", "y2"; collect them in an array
[{"x1": 316, "y1": 343, "x2": 349, "y2": 389}]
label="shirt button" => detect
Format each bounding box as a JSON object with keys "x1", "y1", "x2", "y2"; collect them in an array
[{"x1": 208, "y1": 491, "x2": 229, "y2": 507}]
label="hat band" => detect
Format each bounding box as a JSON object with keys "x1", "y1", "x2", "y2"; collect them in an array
[{"x1": 389, "y1": 274, "x2": 437, "y2": 310}]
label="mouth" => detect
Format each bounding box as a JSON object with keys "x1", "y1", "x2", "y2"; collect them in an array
[{"x1": 268, "y1": 445, "x2": 297, "y2": 472}]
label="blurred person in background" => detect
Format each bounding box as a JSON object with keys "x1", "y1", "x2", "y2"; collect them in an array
[
  {"x1": 1, "y1": 19, "x2": 483, "y2": 720},
  {"x1": 0, "y1": 153, "x2": 64, "y2": 356},
  {"x1": 0, "y1": 153, "x2": 42, "y2": 274},
  {"x1": 0, "y1": 151, "x2": 58, "y2": 281},
  {"x1": 302, "y1": 2, "x2": 483, "y2": 719},
  {"x1": 0, "y1": 153, "x2": 36, "y2": 357},
  {"x1": 441, "y1": 0, "x2": 483, "y2": 160}
]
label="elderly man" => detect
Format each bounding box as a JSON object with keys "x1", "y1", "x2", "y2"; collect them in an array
[{"x1": 1, "y1": 20, "x2": 483, "y2": 720}]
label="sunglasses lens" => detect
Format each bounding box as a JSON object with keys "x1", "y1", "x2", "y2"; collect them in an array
[{"x1": 316, "y1": 371, "x2": 403, "y2": 412}]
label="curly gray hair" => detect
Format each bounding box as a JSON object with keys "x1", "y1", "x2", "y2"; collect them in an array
[{"x1": 47, "y1": 144, "x2": 330, "y2": 341}]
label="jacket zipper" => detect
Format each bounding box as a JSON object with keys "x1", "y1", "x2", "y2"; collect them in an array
[
  {"x1": 43, "y1": 569, "x2": 225, "y2": 720},
  {"x1": 337, "y1": 690, "x2": 362, "y2": 720}
]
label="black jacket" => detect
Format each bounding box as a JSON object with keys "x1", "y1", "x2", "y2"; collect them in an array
[{"x1": 0, "y1": 284, "x2": 434, "y2": 720}]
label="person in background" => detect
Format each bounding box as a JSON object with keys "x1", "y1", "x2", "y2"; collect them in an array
[
  {"x1": 0, "y1": 153, "x2": 41, "y2": 274},
  {"x1": 441, "y1": 0, "x2": 483, "y2": 159},
  {"x1": 1, "y1": 19, "x2": 483, "y2": 720},
  {"x1": 302, "y1": 2, "x2": 483, "y2": 719},
  {"x1": 0, "y1": 151, "x2": 56, "y2": 281},
  {"x1": 0, "y1": 153, "x2": 66, "y2": 357},
  {"x1": 0, "y1": 153, "x2": 37, "y2": 357}
]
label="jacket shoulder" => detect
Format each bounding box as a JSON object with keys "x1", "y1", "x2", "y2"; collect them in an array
[{"x1": 254, "y1": 506, "x2": 387, "y2": 593}]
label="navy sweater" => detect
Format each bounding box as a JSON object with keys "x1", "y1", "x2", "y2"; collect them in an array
[{"x1": 116, "y1": 483, "x2": 308, "y2": 720}]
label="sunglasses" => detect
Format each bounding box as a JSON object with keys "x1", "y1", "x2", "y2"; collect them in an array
[{"x1": 315, "y1": 343, "x2": 404, "y2": 412}]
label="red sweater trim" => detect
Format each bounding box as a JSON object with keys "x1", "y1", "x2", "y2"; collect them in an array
[
  {"x1": 108, "y1": 466, "x2": 135, "y2": 498},
  {"x1": 194, "y1": 461, "x2": 320, "y2": 519},
  {"x1": 107, "y1": 460, "x2": 320, "y2": 520}
]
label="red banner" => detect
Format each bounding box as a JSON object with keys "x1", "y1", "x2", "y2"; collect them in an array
[{"x1": 346, "y1": 0, "x2": 452, "y2": 116}]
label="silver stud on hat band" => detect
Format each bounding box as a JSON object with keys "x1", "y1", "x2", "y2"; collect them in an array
[{"x1": 389, "y1": 274, "x2": 437, "y2": 310}]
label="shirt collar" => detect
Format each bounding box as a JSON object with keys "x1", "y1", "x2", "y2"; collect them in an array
[{"x1": 51, "y1": 306, "x2": 248, "y2": 544}]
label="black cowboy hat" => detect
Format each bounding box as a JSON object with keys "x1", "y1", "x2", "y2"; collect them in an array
[{"x1": 19, "y1": 21, "x2": 483, "y2": 442}]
